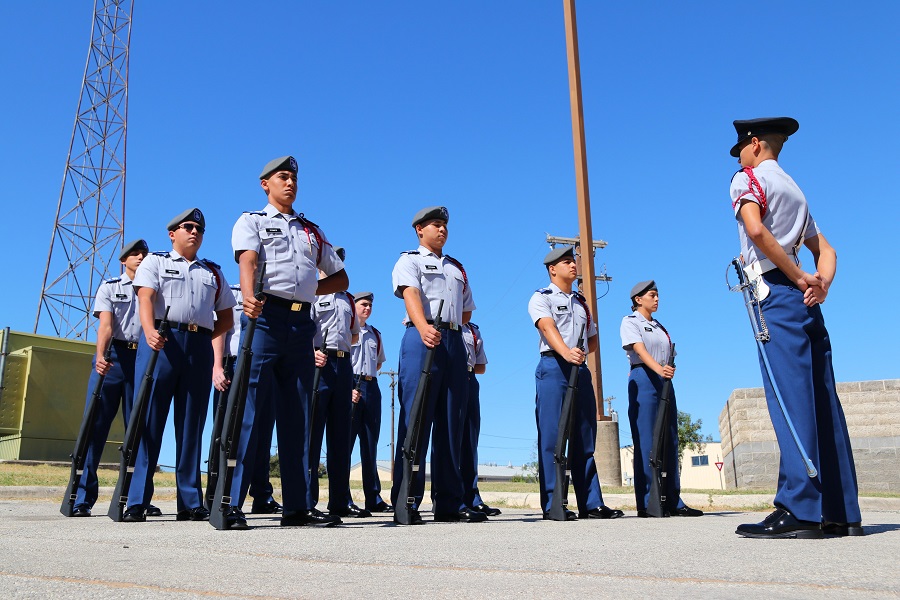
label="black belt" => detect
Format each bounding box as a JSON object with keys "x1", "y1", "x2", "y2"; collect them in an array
[
  {"x1": 324, "y1": 349, "x2": 348, "y2": 358},
  {"x1": 540, "y1": 350, "x2": 558, "y2": 358},
  {"x1": 406, "y1": 320, "x2": 460, "y2": 331},
  {"x1": 357, "y1": 375, "x2": 375, "y2": 381},
  {"x1": 113, "y1": 339, "x2": 139, "y2": 350},
  {"x1": 631, "y1": 363, "x2": 646, "y2": 370},
  {"x1": 263, "y1": 294, "x2": 310, "y2": 312},
  {"x1": 156, "y1": 320, "x2": 212, "y2": 336}
]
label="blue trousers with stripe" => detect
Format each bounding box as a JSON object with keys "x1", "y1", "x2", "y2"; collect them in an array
[
  {"x1": 307, "y1": 354, "x2": 352, "y2": 511},
  {"x1": 128, "y1": 330, "x2": 213, "y2": 511},
  {"x1": 390, "y1": 327, "x2": 468, "y2": 515},
  {"x1": 349, "y1": 378, "x2": 386, "y2": 509},
  {"x1": 535, "y1": 354, "x2": 605, "y2": 513},
  {"x1": 74, "y1": 341, "x2": 137, "y2": 509},
  {"x1": 756, "y1": 270, "x2": 860, "y2": 523},
  {"x1": 460, "y1": 373, "x2": 484, "y2": 508}
]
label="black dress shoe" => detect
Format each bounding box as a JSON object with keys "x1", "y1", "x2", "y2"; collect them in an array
[
  {"x1": 330, "y1": 504, "x2": 372, "y2": 518},
  {"x1": 672, "y1": 505, "x2": 704, "y2": 517},
  {"x1": 221, "y1": 507, "x2": 249, "y2": 530},
  {"x1": 281, "y1": 508, "x2": 342, "y2": 527},
  {"x1": 434, "y1": 508, "x2": 488, "y2": 523},
  {"x1": 251, "y1": 498, "x2": 283, "y2": 514},
  {"x1": 369, "y1": 501, "x2": 394, "y2": 513},
  {"x1": 543, "y1": 509, "x2": 578, "y2": 521},
  {"x1": 393, "y1": 508, "x2": 424, "y2": 525},
  {"x1": 72, "y1": 505, "x2": 91, "y2": 518},
  {"x1": 122, "y1": 506, "x2": 146, "y2": 523},
  {"x1": 736, "y1": 508, "x2": 823, "y2": 539},
  {"x1": 823, "y1": 521, "x2": 864, "y2": 536},
  {"x1": 636, "y1": 510, "x2": 651, "y2": 518},
  {"x1": 176, "y1": 506, "x2": 210, "y2": 521},
  {"x1": 472, "y1": 503, "x2": 502, "y2": 516},
  {"x1": 145, "y1": 504, "x2": 163, "y2": 517},
  {"x1": 579, "y1": 506, "x2": 624, "y2": 519}
]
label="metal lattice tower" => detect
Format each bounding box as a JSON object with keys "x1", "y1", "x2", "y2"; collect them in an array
[{"x1": 35, "y1": 0, "x2": 133, "y2": 340}]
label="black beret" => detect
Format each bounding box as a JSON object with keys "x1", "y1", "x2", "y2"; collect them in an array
[
  {"x1": 730, "y1": 117, "x2": 799, "y2": 157},
  {"x1": 543, "y1": 246, "x2": 575, "y2": 266},
  {"x1": 630, "y1": 280, "x2": 657, "y2": 299},
  {"x1": 119, "y1": 238, "x2": 149, "y2": 261},
  {"x1": 167, "y1": 208, "x2": 205, "y2": 231},
  {"x1": 412, "y1": 206, "x2": 449, "y2": 228},
  {"x1": 354, "y1": 291, "x2": 374, "y2": 302},
  {"x1": 259, "y1": 155, "x2": 298, "y2": 180}
]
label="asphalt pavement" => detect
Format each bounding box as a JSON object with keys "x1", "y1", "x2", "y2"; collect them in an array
[{"x1": 0, "y1": 498, "x2": 898, "y2": 599}]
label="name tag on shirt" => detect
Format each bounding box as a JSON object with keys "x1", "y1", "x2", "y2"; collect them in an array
[
  {"x1": 645, "y1": 326, "x2": 653, "y2": 332},
  {"x1": 555, "y1": 305, "x2": 569, "y2": 313},
  {"x1": 318, "y1": 301, "x2": 332, "y2": 308},
  {"x1": 264, "y1": 228, "x2": 284, "y2": 235},
  {"x1": 424, "y1": 265, "x2": 439, "y2": 271}
]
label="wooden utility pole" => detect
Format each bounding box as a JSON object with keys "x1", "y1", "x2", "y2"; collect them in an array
[{"x1": 563, "y1": 0, "x2": 606, "y2": 420}]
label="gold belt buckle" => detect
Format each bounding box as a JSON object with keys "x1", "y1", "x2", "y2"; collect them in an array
[
  {"x1": 449, "y1": 323, "x2": 459, "y2": 331},
  {"x1": 127, "y1": 342, "x2": 138, "y2": 350},
  {"x1": 468, "y1": 366, "x2": 474, "y2": 372},
  {"x1": 336, "y1": 351, "x2": 346, "y2": 358},
  {"x1": 290, "y1": 302, "x2": 303, "y2": 311},
  {"x1": 188, "y1": 323, "x2": 199, "y2": 332}
]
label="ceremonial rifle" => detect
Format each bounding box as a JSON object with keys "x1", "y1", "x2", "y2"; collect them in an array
[
  {"x1": 646, "y1": 343, "x2": 676, "y2": 518},
  {"x1": 107, "y1": 307, "x2": 170, "y2": 521},
  {"x1": 60, "y1": 341, "x2": 112, "y2": 516},
  {"x1": 204, "y1": 354, "x2": 235, "y2": 510},
  {"x1": 727, "y1": 258, "x2": 817, "y2": 478},
  {"x1": 209, "y1": 264, "x2": 266, "y2": 530},
  {"x1": 349, "y1": 373, "x2": 363, "y2": 455},
  {"x1": 394, "y1": 299, "x2": 444, "y2": 525},
  {"x1": 547, "y1": 324, "x2": 585, "y2": 521},
  {"x1": 307, "y1": 327, "x2": 329, "y2": 478}
]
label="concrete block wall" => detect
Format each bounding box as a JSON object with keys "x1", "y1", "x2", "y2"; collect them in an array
[{"x1": 718, "y1": 379, "x2": 900, "y2": 492}]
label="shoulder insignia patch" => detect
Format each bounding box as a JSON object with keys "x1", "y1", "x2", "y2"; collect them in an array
[
  {"x1": 243, "y1": 210, "x2": 267, "y2": 216},
  {"x1": 401, "y1": 250, "x2": 420, "y2": 255},
  {"x1": 104, "y1": 278, "x2": 121, "y2": 284},
  {"x1": 536, "y1": 288, "x2": 552, "y2": 294},
  {"x1": 152, "y1": 251, "x2": 170, "y2": 257},
  {"x1": 202, "y1": 258, "x2": 221, "y2": 270}
]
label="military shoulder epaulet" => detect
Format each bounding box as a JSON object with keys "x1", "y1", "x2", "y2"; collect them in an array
[
  {"x1": 573, "y1": 291, "x2": 586, "y2": 301},
  {"x1": 152, "y1": 251, "x2": 170, "y2": 257},
  {"x1": 444, "y1": 255, "x2": 468, "y2": 291},
  {"x1": 202, "y1": 258, "x2": 221, "y2": 270},
  {"x1": 401, "y1": 250, "x2": 420, "y2": 255},
  {"x1": 371, "y1": 325, "x2": 381, "y2": 335},
  {"x1": 469, "y1": 322, "x2": 479, "y2": 330},
  {"x1": 536, "y1": 287, "x2": 552, "y2": 294},
  {"x1": 104, "y1": 277, "x2": 121, "y2": 284},
  {"x1": 731, "y1": 168, "x2": 748, "y2": 183},
  {"x1": 243, "y1": 210, "x2": 266, "y2": 216},
  {"x1": 624, "y1": 313, "x2": 637, "y2": 318},
  {"x1": 345, "y1": 291, "x2": 355, "y2": 302},
  {"x1": 230, "y1": 283, "x2": 241, "y2": 290}
]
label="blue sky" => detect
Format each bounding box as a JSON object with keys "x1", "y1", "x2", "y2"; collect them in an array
[{"x1": 1, "y1": 2, "x2": 898, "y2": 471}]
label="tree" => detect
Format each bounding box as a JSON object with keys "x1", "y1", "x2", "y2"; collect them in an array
[{"x1": 677, "y1": 411, "x2": 713, "y2": 464}]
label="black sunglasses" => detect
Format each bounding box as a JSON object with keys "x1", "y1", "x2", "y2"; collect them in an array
[{"x1": 179, "y1": 223, "x2": 205, "y2": 234}]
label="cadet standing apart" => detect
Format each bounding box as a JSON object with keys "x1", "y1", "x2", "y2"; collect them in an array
[
  {"x1": 391, "y1": 206, "x2": 485, "y2": 524},
  {"x1": 309, "y1": 247, "x2": 367, "y2": 518},
  {"x1": 460, "y1": 322, "x2": 501, "y2": 516},
  {"x1": 728, "y1": 117, "x2": 861, "y2": 538},
  {"x1": 348, "y1": 291, "x2": 392, "y2": 513},
  {"x1": 226, "y1": 156, "x2": 348, "y2": 529},
  {"x1": 528, "y1": 246, "x2": 623, "y2": 521},
  {"x1": 124, "y1": 209, "x2": 235, "y2": 522},
  {"x1": 69, "y1": 239, "x2": 148, "y2": 517},
  {"x1": 620, "y1": 280, "x2": 702, "y2": 518}
]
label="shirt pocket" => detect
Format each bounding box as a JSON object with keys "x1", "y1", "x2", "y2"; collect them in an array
[
  {"x1": 161, "y1": 269, "x2": 185, "y2": 298},
  {"x1": 259, "y1": 226, "x2": 289, "y2": 261}
]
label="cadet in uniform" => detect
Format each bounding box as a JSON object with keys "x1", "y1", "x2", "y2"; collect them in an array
[
  {"x1": 309, "y1": 247, "x2": 367, "y2": 518},
  {"x1": 124, "y1": 209, "x2": 235, "y2": 522},
  {"x1": 460, "y1": 322, "x2": 500, "y2": 516},
  {"x1": 391, "y1": 206, "x2": 486, "y2": 524},
  {"x1": 225, "y1": 156, "x2": 348, "y2": 529},
  {"x1": 528, "y1": 246, "x2": 623, "y2": 521},
  {"x1": 69, "y1": 239, "x2": 148, "y2": 517},
  {"x1": 728, "y1": 117, "x2": 861, "y2": 538},
  {"x1": 210, "y1": 284, "x2": 282, "y2": 514},
  {"x1": 348, "y1": 291, "x2": 391, "y2": 513},
  {"x1": 620, "y1": 280, "x2": 703, "y2": 518}
]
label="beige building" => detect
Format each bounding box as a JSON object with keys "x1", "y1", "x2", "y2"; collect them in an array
[
  {"x1": 719, "y1": 379, "x2": 900, "y2": 492},
  {"x1": 619, "y1": 442, "x2": 726, "y2": 490}
]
